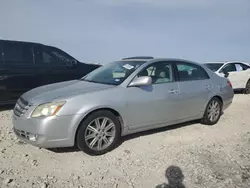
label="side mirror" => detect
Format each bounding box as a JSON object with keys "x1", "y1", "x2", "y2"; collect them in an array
[
  {"x1": 223, "y1": 70, "x2": 229, "y2": 78},
  {"x1": 67, "y1": 60, "x2": 78, "y2": 68},
  {"x1": 128, "y1": 76, "x2": 152, "y2": 87},
  {"x1": 72, "y1": 59, "x2": 78, "y2": 66}
]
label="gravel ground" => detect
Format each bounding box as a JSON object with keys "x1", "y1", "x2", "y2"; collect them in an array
[{"x1": 0, "y1": 94, "x2": 250, "y2": 188}]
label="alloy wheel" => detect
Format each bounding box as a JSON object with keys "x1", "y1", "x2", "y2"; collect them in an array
[
  {"x1": 245, "y1": 81, "x2": 250, "y2": 94},
  {"x1": 207, "y1": 100, "x2": 220, "y2": 122},
  {"x1": 84, "y1": 117, "x2": 116, "y2": 151}
]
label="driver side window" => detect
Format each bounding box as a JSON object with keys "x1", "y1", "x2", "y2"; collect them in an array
[
  {"x1": 137, "y1": 62, "x2": 174, "y2": 84},
  {"x1": 35, "y1": 45, "x2": 74, "y2": 66},
  {"x1": 220, "y1": 63, "x2": 236, "y2": 73}
]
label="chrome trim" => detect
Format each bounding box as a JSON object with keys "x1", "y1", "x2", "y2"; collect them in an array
[{"x1": 13, "y1": 97, "x2": 30, "y2": 117}]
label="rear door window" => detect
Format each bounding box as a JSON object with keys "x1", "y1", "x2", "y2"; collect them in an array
[
  {"x1": 176, "y1": 62, "x2": 209, "y2": 81},
  {"x1": 235, "y1": 64, "x2": 243, "y2": 71},
  {"x1": 3, "y1": 42, "x2": 33, "y2": 65},
  {"x1": 235, "y1": 63, "x2": 250, "y2": 71}
]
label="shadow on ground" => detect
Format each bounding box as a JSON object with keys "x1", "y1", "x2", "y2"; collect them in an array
[
  {"x1": 0, "y1": 104, "x2": 14, "y2": 112},
  {"x1": 234, "y1": 90, "x2": 246, "y2": 95},
  {"x1": 156, "y1": 165, "x2": 186, "y2": 188},
  {"x1": 48, "y1": 119, "x2": 201, "y2": 154}
]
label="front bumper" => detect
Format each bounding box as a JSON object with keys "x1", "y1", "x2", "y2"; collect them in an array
[{"x1": 12, "y1": 113, "x2": 82, "y2": 148}]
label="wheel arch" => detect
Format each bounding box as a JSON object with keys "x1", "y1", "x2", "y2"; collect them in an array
[
  {"x1": 212, "y1": 95, "x2": 223, "y2": 105},
  {"x1": 246, "y1": 78, "x2": 250, "y2": 86},
  {"x1": 244, "y1": 78, "x2": 250, "y2": 94},
  {"x1": 203, "y1": 95, "x2": 223, "y2": 114},
  {"x1": 200, "y1": 95, "x2": 224, "y2": 125},
  {"x1": 73, "y1": 107, "x2": 125, "y2": 146}
]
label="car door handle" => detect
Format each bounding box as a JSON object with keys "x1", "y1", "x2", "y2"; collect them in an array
[{"x1": 168, "y1": 89, "x2": 179, "y2": 94}]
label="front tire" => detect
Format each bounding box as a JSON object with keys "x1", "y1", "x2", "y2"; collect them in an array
[
  {"x1": 201, "y1": 97, "x2": 222, "y2": 125},
  {"x1": 76, "y1": 110, "x2": 121, "y2": 155},
  {"x1": 244, "y1": 80, "x2": 250, "y2": 94}
]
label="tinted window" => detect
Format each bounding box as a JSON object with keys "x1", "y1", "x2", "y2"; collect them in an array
[
  {"x1": 34, "y1": 45, "x2": 54, "y2": 65},
  {"x1": 177, "y1": 62, "x2": 209, "y2": 81},
  {"x1": 138, "y1": 62, "x2": 174, "y2": 84},
  {"x1": 236, "y1": 63, "x2": 250, "y2": 71},
  {"x1": 34, "y1": 45, "x2": 75, "y2": 66},
  {"x1": 220, "y1": 63, "x2": 236, "y2": 73},
  {"x1": 3, "y1": 42, "x2": 33, "y2": 64},
  {"x1": 204, "y1": 63, "x2": 223, "y2": 72},
  {"x1": 235, "y1": 64, "x2": 244, "y2": 71},
  {"x1": 0, "y1": 42, "x2": 2, "y2": 64}
]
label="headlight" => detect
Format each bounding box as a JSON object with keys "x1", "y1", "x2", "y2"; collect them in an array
[{"x1": 31, "y1": 101, "x2": 66, "y2": 118}]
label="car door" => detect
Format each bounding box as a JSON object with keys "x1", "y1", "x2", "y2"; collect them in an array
[
  {"x1": 126, "y1": 61, "x2": 181, "y2": 130},
  {"x1": 234, "y1": 63, "x2": 250, "y2": 88},
  {"x1": 231, "y1": 63, "x2": 250, "y2": 89},
  {"x1": 0, "y1": 41, "x2": 38, "y2": 103},
  {"x1": 176, "y1": 61, "x2": 212, "y2": 120},
  {"x1": 219, "y1": 63, "x2": 248, "y2": 89}
]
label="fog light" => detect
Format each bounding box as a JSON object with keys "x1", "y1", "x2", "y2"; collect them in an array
[{"x1": 29, "y1": 134, "x2": 38, "y2": 141}]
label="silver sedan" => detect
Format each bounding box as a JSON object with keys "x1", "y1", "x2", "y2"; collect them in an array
[{"x1": 12, "y1": 57, "x2": 234, "y2": 155}]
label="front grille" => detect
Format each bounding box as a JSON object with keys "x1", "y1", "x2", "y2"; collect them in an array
[{"x1": 13, "y1": 97, "x2": 30, "y2": 117}]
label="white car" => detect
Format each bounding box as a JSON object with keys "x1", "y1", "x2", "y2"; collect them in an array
[{"x1": 204, "y1": 61, "x2": 250, "y2": 94}]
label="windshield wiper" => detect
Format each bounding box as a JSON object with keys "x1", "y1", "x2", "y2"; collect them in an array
[
  {"x1": 81, "y1": 79, "x2": 100, "y2": 83},
  {"x1": 83, "y1": 79, "x2": 118, "y2": 86}
]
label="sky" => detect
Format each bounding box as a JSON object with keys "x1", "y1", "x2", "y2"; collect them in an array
[{"x1": 0, "y1": 0, "x2": 250, "y2": 64}]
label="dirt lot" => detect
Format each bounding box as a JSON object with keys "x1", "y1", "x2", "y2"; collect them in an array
[{"x1": 0, "y1": 94, "x2": 250, "y2": 188}]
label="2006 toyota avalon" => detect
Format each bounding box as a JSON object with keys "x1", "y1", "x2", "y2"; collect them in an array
[{"x1": 12, "y1": 57, "x2": 234, "y2": 155}]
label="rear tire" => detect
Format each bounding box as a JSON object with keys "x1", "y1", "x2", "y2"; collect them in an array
[
  {"x1": 244, "y1": 80, "x2": 250, "y2": 94},
  {"x1": 201, "y1": 97, "x2": 222, "y2": 125},
  {"x1": 76, "y1": 110, "x2": 121, "y2": 156}
]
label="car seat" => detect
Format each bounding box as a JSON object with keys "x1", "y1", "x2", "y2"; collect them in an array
[{"x1": 154, "y1": 67, "x2": 170, "y2": 84}]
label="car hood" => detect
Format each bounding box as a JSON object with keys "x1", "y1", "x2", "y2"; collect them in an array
[{"x1": 21, "y1": 80, "x2": 115, "y2": 105}]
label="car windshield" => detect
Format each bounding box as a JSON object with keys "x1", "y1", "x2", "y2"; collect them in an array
[
  {"x1": 81, "y1": 60, "x2": 145, "y2": 85},
  {"x1": 204, "y1": 63, "x2": 224, "y2": 72}
]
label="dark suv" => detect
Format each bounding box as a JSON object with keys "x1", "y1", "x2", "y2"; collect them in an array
[{"x1": 0, "y1": 39, "x2": 101, "y2": 105}]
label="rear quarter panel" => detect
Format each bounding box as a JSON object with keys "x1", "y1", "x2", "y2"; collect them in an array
[{"x1": 204, "y1": 67, "x2": 234, "y2": 108}]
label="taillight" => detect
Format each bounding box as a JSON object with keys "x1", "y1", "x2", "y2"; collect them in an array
[{"x1": 227, "y1": 80, "x2": 232, "y2": 88}]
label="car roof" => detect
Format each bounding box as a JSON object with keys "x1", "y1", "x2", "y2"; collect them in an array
[
  {"x1": 0, "y1": 39, "x2": 42, "y2": 46},
  {"x1": 0, "y1": 39, "x2": 60, "y2": 49},
  {"x1": 205, "y1": 61, "x2": 249, "y2": 65},
  {"x1": 120, "y1": 57, "x2": 201, "y2": 65},
  {"x1": 121, "y1": 59, "x2": 150, "y2": 62},
  {"x1": 204, "y1": 61, "x2": 226, "y2": 64},
  {"x1": 122, "y1": 56, "x2": 154, "y2": 60}
]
